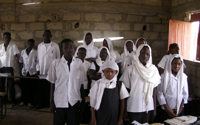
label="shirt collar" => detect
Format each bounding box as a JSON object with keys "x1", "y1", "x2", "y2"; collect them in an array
[
  {"x1": 42, "y1": 41, "x2": 52, "y2": 46},
  {"x1": 61, "y1": 55, "x2": 68, "y2": 63}
]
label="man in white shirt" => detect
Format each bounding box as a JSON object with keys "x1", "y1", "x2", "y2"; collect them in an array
[
  {"x1": 19, "y1": 39, "x2": 37, "y2": 108},
  {"x1": 0, "y1": 32, "x2": 20, "y2": 106},
  {"x1": 35, "y1": 30, "x2": 60, "y2": 109}
]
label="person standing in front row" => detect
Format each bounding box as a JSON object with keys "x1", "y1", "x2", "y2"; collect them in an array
[
  {"x1": 0, "y1": 32, "x2": 20, "y2": 106},
  {"x1": 35, "y1": 30, "x2": 60, "y2": 109}
]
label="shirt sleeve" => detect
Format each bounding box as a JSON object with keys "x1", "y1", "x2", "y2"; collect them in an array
[
  {"x1": 120, "y1": 82, "x2": 129, "y2": 99},
  {"x1": 158, "y1": 55, "x2": 168, "y2": 69},
  {"x1": 46, "y1": 60, "x2": 57, "y2": 84},
  {"x1": 115, "y1": 51, "x2": 122, "y2": 63},
  {"x1": 90, "y1": 62, "x2": 96, "y2": 70},
  {"x1": 119, "y1": 67, "x2": 131, "y2": 89},
  {"x1": 55, "y1": 43, "x2": 60, "y2": 59},
  {"x1": 182, "y1": 74, "x2": 189, "y2": 104},
  {"x1": 157, "y1": 74, "x2": 167, "y2": 106},
  {"x1": 19, "y1": 50, "x2": 23, "y2": 63},
  {"x1": 36, "y1": 47, "x2": 40, "y2": 71},
  {"x1": 13, "y1": 44, "x2": 20, "y2": 55}
]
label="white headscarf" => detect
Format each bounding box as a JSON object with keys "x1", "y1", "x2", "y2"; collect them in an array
[
  {"x1": 73, "y1": 45, "x2": 86, "y2": 59},
  {"x1": 135, "y1": 37, "x2": 147, "y2": 49},
  {"x1": 83, "y1": 33, "x2": 94, "y2": 50},
  {"x1": 135, "y1": 44, "x2": 161, "y2": 112},
  {"x1": 96, "y1": 47, "x2": 110, "y2": 67},
  {"x1": 163, "y1": 54, "x2": 184, "y2": 115},
  {"x1": 121, "y1": 40, "x2": 135, "y2": 73},
  {"x1": 89, "y1": 60, "x2": 119, "y2": 110},
  {"x1": 103, "y1": 38, "x2": 117, "y2": 60}
]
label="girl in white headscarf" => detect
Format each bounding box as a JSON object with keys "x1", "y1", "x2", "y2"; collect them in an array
[
  {"x1": 103, "y1": 38, "x2": 121, "y2": 63},
  {"x1": 83, "y1": 32, "x2": 99, "y2": 62},
  {"x1": 120, "y1": 40, "x2": 136, "y2": 74},
  {"x1": 135, "y1": 37, "x2": 147, "y2": 49},
  {"x1": 89, "y1": 60, "x2": 129, "y2": 125},
  {"x1": 120, "y1": 44, "x2": 161, "y2": 124},
  {"x1": 157, "y1": 54, "x2": 188, "y2": 122},
  {"x1": 89, "y1": 47, "x2": 110, "y2": 88}
]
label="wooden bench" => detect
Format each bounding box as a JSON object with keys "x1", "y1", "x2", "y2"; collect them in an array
[{"x1": 0, "y1": 92, "x2": 7, "y2": 119}]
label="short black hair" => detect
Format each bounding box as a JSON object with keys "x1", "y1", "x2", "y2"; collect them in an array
[
  {"x1": 78, "y1": 47, "x2": 87, "y2": 52},
  {"x1": 28, "y1": 39, "x2": 35, "y2": 44},
  {"x1": 3, "y1": 32, "x2": 11, "y2": 37},
  {"x1": 44, "y1": 30, "x2": 51, "y2": 34},
  {"x1": 169, "y1": 43, "x2": 179, "y2": 50},
  {"x1": 61, "y1": 39, "x2": 74, "y2": 48},
  {"x1": 86, "y1": 32, "x2": 92, "y2": 36}
]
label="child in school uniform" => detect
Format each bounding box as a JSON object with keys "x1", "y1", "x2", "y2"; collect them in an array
[
  {"x1": 89, "y1": 46, "x2": 110, "y2": 88},
  {"x1": 19, "y1": 39, "x2": 37, "y2": 108},
  {"x1": 135, "y1": 37, "x2": 147, "y2": 49},
  {"x1": 82, "y1": 32, "x2": 98, "y2": 62},
  {"x1": 120, "y1": 40, "x2": 135, "y2": 74},
  {"x1": 157, "y1": 54, "x2": 188, "y2": 122},
  {"x1": 120, "y1": 44, "x2": 161, "y2": 124},
  {"x1": 35, "y1": 30, "x2": 60, "y2": 109},
  {"x1": 103, "y1": 38, "x2": 121, "y2": 63},
  {"x1": 158, "y1": 43, "x2": 179, "y2": 75},
  {"x1": 0, "y1": 32, "x2": 20, "y2": 106},
  {"x1": 47, "y1": 39, "x2": 85, "y2": 125},
  {"x1": 89, "y1": 60, "x2": 129, "y2": 125}
]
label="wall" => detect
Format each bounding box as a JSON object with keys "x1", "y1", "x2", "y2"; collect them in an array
[
  {"x1": 0, "y1": 0, "x2": 170, "y2": 68},
  {"x1": 171, "y1": 0, "x2": 200, "y2": 97}
]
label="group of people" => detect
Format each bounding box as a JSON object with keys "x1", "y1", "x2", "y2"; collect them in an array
[{"x1": 0, "y1": 30, "x2": 188, "y2": 125}]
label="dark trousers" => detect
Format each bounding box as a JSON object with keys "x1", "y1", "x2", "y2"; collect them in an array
[
  {"x1": 54, "y1": 102, "x2": 80, "y2": 125},
  {"x1": 0, "y1": 67, "x2": 15, "y2": 103},
  {"x1": 20, "y1": 73, "x2": 36, "y2": 105},
  {"x1": 35, "y1": 79, "x2": 50, "y2": 107}
]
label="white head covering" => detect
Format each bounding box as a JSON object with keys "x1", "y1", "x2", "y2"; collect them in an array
[
  {"x1": 135, "y1": 44, "x2": 161, "y2": 112},
  {"x1": 124, "y1": 40, "x2": 136, "y2": 56},
  {"x1": 89, "y1": 60, "x2": 119, "y2": 110},
  {"x1": 73, "y1": 45, "x2": 86, "y2": 60},
  {"x1": 135, "y1": 37, "x2": 147, "y2": 49},
  {"x1": 163, "y1": 54, "x2": 184, "y2": 115},
  {"x1": 96, "y1": 47, "x2": 110, "y2": 66},
  {"x1": 83, "y1": 33, "x2": 94, "y2": 50},
  {"x1": 103, "y1": 38, "x2": 117, "y2": 60}
]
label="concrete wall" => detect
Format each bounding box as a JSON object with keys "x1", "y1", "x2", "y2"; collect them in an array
[
  {"x1": 0, "y1": 0, "x2": 170, "y2": 66},
  {"x1": 171, "y1": 0, "x2": 200, "y2": 97}
]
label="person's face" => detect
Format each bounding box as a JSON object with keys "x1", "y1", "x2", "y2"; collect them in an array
[
  {"x1": 100, "y1": 48, "x2": 108, "y2": 61},
  {"x1": 103, "y1": 39, "x2": 109, "y2": 49},
  {"x1": 171, "y1": 58, "x2": 182, "y2": 74},
  {"x1": 62, "y1": 42, "x2": 75, "y2": 58},
  {"x1": 77, "y1": 49, "x2": 86, "y2": 62},
  {"x1": 85, "y1": 34, "x2": 92, "y2": 45},
  {"x1": 3, "y1": 34, "x2": 11, "y2": 44},
  {"x1": 139, "y1": 47, "x2": 150, "y2": 66},
  {"x1": 27, "y1": 41, "x2": 34, "y2": 50},
  {"x1": 103, "y1": 68, "x2": 117, "y2": 80},
  {"x1": 126, "y1": 41, "x2": 133, "y2": 52},
  {"x1": 170, "y1": 46, "x2": 179, "y2": 54},
  {"x1": 43, "y1": 31, "x2": 52, "y2": 41},
  {"x1": 136, "y1": 39, "x2": 145, "y2": 48}
]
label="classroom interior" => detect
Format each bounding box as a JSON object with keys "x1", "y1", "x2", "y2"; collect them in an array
[{"x1": 0, "y1": 0, "x2": 200, "y2": 124}]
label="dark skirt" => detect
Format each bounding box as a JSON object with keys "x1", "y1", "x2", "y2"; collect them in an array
[{"x1": 128, "y1": 110, "x2": 154, "y2": 124}]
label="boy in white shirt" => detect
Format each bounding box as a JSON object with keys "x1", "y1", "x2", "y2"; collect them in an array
[
  {"x1": 47, "y1": 39, "x2": 85, "y2": 125},
  {"x1": 0, "y1": 32, "x2": 20, "y2": 106},
  {"x1": 120, "y1": 44, "x2": 161, "y2": 124},
  {"x1": 35, "y1": 30, "x2": 60, "y2": 109},
  {"x1": 19, "y1": 39, "x2": 37, "y2": 108},
  {"x1": 157, "y1": 54, "x2": 188, "y2": 122}
]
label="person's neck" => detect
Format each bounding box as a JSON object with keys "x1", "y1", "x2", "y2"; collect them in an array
[
  {"x1": 44, "y1": 40, "x2": 51, "y2": 43},
  {"x1": 64, "y1": 55, "x2": 72, "y2": 62},
  {"x1": 4, "y1": 42, "x2": 10, "y2": 47},
  {"x1": 142, "y1": 62, "x2": 146, "y2": 66},
  {"x1": 129, "y1": 50, "x2": 133, "y2": 53},
  {"x1": 27, "y1": 48, "x2": 32, "y2": 52},
  {"x1": 172, "y1": 71, "x2": 177, "y2": 77}
]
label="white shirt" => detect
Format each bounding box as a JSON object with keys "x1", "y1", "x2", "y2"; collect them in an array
[
  {"x1": 158, "y1": 54, "x2": 171, "y2": 69},
  {"x1": 19, "y1": 48, "x2": 37, "y2": 76},
  {"x1": 90, "y1": 62, "x2": 103, "y2": 87},
  {"x1": 46, "y1": 56, "x2": 70, "y2": 108},
  {"x1": 36, "y1": 41, "x2": 60, "y2": 75},
  {"x1": 110, "y1": 51, "x2": 121, "y2": 63},
  {"x1": 0, "y1": 43, "x2": 19, "y2": 68},
  {"x1": 120, "y1": 52, "x2": 133, "y2": 74},
  {"x1": 83, "y1": 60, "x2": 91, "y2": 89},
  {"x1": 120, "y1": 65, "x2": 160, "y2": 113},
  {"x1": 157, "y1": 74, "x2": 188, "y2": 110},
  {"x1": 90, "y1": 81, "x2": 129, "y2": 108},
  {"x1": 85, "y1": 46, "x2": 98, "y2": 59}
]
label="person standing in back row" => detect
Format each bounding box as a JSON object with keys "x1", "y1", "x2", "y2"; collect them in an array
[{"x1": 35, "y1": 30, "x2": 60, "y2": 109}]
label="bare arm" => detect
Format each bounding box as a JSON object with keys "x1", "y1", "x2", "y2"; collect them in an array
[
  {"x1": 163, "y1": 104, "x2": 177, "y2": 118},
  {"x1": 117, "y1": 99, "x2": 125, "y2": 125},
  {"x1": 177, "y1": 99, "x2": 184, "y2": 116},
  {"x1": 158, "y1": 67, "x2": 164, "y2": 75},
  {"x1": 50, "y1": 84, "x2": 56, "y2": 114},
  {"x1": 153, "y1": 88, "x2": 157, "y2": 118},
  {"x1": 15, "y1": 54, "x2": 21, "y2": 74},
  {"x1": 90, "y1": 107, "x2": 96, "y2": 125},
  {"x1": 89, "y1": 69, "x2": 101, "y2": 80}
]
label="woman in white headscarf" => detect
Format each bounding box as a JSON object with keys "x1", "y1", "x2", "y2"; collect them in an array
[
  {"x1": 83, "y1": 32, "x2": 99, "y2": 62},
  {"x1": 103, "y1": 38, "x2": 121, "y2": 63},
  {"x1": 135, "y1": 37, "x2": 147, "y2": 49},
  {"x1": 89, "y1": 47, "x2": 110, "y2": 88},
  {"x1": 157, "y1": 54, "x2": 188, "y2": 122},
  {"x1": 120, "y1": 44, "x2": 161, "y2": 124},
  {"x1": 89, "y1": 60, "x2": 129, "y2": 125},
  {"x1": 120, "y1": 40, "x2": 136, "y2": 74}
]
